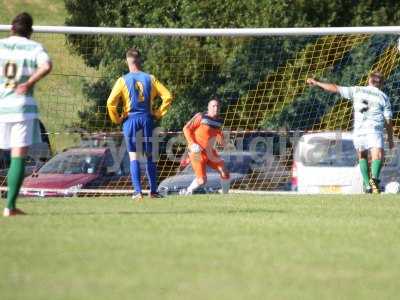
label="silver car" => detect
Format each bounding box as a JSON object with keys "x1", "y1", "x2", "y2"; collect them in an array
[{"x1": 158, "y1": 152, "x2": 253, "y2": 194}]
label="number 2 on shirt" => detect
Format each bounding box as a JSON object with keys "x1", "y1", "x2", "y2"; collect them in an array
[{"x1": 360, "y1": 99, "x2": 369, "y2": 114}]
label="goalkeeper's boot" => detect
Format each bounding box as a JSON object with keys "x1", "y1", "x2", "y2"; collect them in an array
[
  {"x1": 132, "y1": 192, "x2": 144, "y2": 201},
  {"x1": 179, "y1": 188, "x2": 192, "y2": 196},
  {"x1": 149, "y1": 192, "x2": 164, "y2": 199},
  {"x1": 3, "y1": 207, "x2": 26, "y2": 217},
  {"x1": 369, "y1": 178, "x2": 381, "y2": 194}
]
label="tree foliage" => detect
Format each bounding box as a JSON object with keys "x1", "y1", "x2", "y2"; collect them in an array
[{"x1": 65, "y1": 0, "x2": 400, "y2": 131}]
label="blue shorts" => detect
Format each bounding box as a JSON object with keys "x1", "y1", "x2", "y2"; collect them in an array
[{"x1": 122, "y1": 114, "x2": 154, "y2": 153}]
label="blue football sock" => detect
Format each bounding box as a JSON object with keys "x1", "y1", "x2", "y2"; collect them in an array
[
  {"x1": 130, "y1": 160, "x2": 142, "y2": 193},
  {"x1": 146, "y1": 156, "x2": 158, "y2": 193}
]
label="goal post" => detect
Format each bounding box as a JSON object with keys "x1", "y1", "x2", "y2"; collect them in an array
[
  {"x1": 1, "y1": 25, "x2": 400, "y2": 195},
  {"x1": 2, "y1": 25, "x2": 400, "y2": 35}
]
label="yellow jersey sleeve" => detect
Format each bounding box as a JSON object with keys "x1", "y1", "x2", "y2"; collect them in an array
[
  {"x1": 106, "y1": 77, "x2": 129, "y2": 124},
  {"x1": 150, "y1": 75, "x2": 173, "y2": 119}
]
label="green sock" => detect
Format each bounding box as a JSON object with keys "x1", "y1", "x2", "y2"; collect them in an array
[
  {"x1": 359, "y1": 159, "x2": 370, "y2": 188},
  {"x1": 6, "y1": 157, "x2": 25, "y2": 210},
  {"x1": 371, "y1": 159, "x2": 383, "y2": 179}
]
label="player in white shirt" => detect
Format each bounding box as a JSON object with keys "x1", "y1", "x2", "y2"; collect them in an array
[
  {"x1": 0, "y1": 13, "x2": 52, "y2": 216},
  {"x1": 307, "y1": 72, "x2": 394, "y2": 194}
]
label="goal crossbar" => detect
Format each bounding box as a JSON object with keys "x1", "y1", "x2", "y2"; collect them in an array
[{"x1": 0, "y1": 25, "x2": 400, "y2": 36}]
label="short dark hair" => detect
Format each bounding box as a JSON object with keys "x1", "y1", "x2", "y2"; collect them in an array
[
  {"x1": 11, "y1": 12, "x2": 33, "y2": 37},
  {"x1": 369, "y1": 71, "x2": 384, "y2": 87},
  {"x1": 126, "y1": 47, "x2": 141, "y2": 64},
  {"x1": 210, "y1": 96, "x2": 220, "y2": 103}
]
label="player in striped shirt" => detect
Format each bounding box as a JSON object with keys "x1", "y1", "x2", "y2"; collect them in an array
[
  {"x1": 107, "y1": 48, "x2": 173, "y2": 200},
  {"x1": 307, "y1": 72, "x2": 394, "y2": 194},
  {"x1": 0, "y1": 13, "x2": 52, "y2": 216}
]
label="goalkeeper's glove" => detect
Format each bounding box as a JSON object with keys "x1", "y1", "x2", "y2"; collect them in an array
[{"x1": 190, "y1": 143, "x2": 202, "y2": 153}]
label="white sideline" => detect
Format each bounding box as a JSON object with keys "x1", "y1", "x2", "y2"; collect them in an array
[
  {"x1": 1, "y1": 25, "x2": 400, "y2": 36},
  {"x1": 0, "y1": 187, "x2": 370, "y2": 196},
  {"x1": 227, "y1": 190, "x2": 297, "y2": 195},
  {"x1": 0, "y1": 186, "x2": 297, "y2": 196},
  {"x1": 0, "y1": 186, "x2": 136, "y2": 195}
]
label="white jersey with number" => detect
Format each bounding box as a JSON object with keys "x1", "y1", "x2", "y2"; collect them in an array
[
  {"x1": 338, "y1": 85, "x2": 392, "y2": 135},
  {"x1": 0, "y1": 36, "x2": 51, "y2": 123}
]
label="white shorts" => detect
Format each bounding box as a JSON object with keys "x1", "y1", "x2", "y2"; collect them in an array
[
  {"x1": 353, "y1": 133, "x2": 384, "y2": 151},
  {"x1": 0, "y1": 119, "x2": 42, "y2": 149}
]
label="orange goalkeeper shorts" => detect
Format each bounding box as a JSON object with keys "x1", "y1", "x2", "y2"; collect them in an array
[{"x1": 188, "y1": 150, "x2": 229, "y2": 180}]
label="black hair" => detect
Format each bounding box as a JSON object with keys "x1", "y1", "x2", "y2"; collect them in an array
[{"x1": 11, "y1": 12, "x2": 33, "y2": 37}]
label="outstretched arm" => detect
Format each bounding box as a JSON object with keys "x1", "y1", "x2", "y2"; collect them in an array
[{"x1": 307, "y1": 78, "x2": 339, "y2": 94}]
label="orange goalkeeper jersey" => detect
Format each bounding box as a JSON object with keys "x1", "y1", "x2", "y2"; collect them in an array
[{"x1": 183, "y1": 113, "x2": 224, "y2": 151}]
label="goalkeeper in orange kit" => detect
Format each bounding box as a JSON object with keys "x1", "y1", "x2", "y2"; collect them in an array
[{"x1": 182, "y1": 98, "x2": 230, "y2": 194}]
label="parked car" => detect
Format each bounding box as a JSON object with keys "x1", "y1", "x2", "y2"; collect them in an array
[
  {"x1": 79, "y1": 131, "x2": 186, "y2": 183},
  {"x1": 21, "y1": 147, "x2": 126, "y2": 196},
  {"x1": 79, "y1": 130, "x2": 296, "y2": 191},
  {"x1": 158, "y1": 152, "x2": 254, "y2": 194},
  {"x1": 292, "y1": 131, "x2": 400, "y2": 194},
  {"x1": 177, "y1": 131, "x2": 293, "y2": 171},
  {"x1": 0, "y1": 141, "x2": 52, "y2": 190}
]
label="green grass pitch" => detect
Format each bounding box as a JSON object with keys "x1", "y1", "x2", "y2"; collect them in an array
[{"x1": 1, "y1": 194, "x2": 400, "y2": 300}]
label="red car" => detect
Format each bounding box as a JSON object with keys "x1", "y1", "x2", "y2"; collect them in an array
[{"x1": 21, "y1": 147, "x2": 120, "y2": 197}]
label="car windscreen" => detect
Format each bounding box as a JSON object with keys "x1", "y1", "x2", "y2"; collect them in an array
[
  {"x1": 299, "y1": 138, "x2": 357, "y2": 167},
  {"x1": 38, "y1": 153, "x2": 103, "y2": 174}
]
